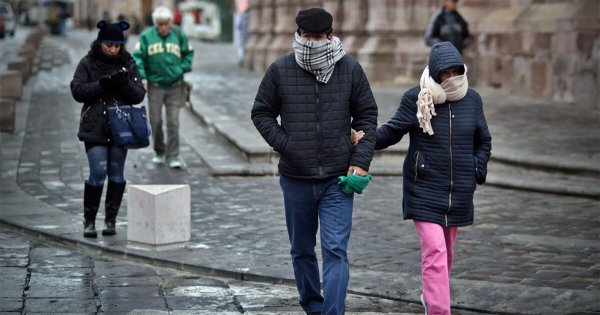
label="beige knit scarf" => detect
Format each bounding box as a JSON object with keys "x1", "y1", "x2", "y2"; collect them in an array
[{"x1": 417, "y1": 65, "x2": 468, "y2": 135}]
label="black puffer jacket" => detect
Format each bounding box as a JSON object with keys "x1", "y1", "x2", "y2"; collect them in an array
[
  {"x1": 71, "y1": 52, "x2": 146, "y2": 144},
  {"x1": 251, "y1": 53, "x2": 378, "y2": 179},
  {"x1": 424, "y1": 9, "x2": 471, "y2": 52},
  {"x1": 375, "y1": 43, "x2": 491, "y2": 227}
]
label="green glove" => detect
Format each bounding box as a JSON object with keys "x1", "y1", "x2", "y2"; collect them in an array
[{"x1": 337, "y1": 174, "x2": 373, "y2": 194}]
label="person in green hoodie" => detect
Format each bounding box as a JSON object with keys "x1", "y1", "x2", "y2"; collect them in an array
[{"x1": 133, "y1": 6, "x2": 194, "y2": 168}]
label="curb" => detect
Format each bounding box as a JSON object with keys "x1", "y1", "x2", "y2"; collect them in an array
[
  {"x1": 188, "y1": 93, "x2": 600, "y2": 175},
  {"x1": 0, "y1": 217, "x2": 518, "y2": 315},
  {"x1": 1, "y1": 217, "x2": 428, "y2": 312},
  {"x1": 0, "y1": 216, "x2": 290, "y2": 285},
  {"x1": 486, "y1": 173, "x2": 600, "y2": 199},
  {"x1": 491, "y1": 150, "x2": 599, "y2": 174}
]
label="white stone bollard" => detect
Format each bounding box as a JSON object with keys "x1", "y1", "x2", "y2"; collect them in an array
[{"x1": 127, "y1": 185, "x2": 191, "y2": 245}]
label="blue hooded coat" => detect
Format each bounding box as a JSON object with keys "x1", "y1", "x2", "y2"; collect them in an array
[{"x1": 375, "y1": 42, "x2": 492, "y2": 227}]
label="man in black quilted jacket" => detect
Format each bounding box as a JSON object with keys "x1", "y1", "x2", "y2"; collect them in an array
[{"x1": 251, "y1": 8, "x2": 378, "y2": 315}]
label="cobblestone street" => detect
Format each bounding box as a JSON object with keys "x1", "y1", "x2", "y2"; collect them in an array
[
  {"x1": 0, "y1": 27, "x2": 598, "y2": 314},
  {"x1": 1, "y1": 226, "x2": 440, "y2": 314}
]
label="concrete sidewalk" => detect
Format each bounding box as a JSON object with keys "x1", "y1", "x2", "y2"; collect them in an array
[{"x1": 0, "y1": 27, "x2": 599, "y2": 315}]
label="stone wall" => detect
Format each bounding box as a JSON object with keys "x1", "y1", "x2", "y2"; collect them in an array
[{"x1": 243, "y1": 0, "x2": 600, "y2": 105}]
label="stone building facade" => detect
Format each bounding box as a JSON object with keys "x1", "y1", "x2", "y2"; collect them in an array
[{"x1": 243, "y1": 0, "x2": 599, "y2": 105}]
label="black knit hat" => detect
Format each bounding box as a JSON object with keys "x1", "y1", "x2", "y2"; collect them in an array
[
  {"x1": 96, "y1": 20, "x2": 129, "y2": 44},
  {"x1": 295, "y1": 8, "x2": 333, "y2": 34}
]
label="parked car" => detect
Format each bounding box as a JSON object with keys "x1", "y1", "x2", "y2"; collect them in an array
[{"x1": 0, "y1": 1, "x2": 16, "y2": 38}]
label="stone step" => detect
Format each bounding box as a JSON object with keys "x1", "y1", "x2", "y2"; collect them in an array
[
  {"x1": 180, "y1": 103, "x2": 274, "y2": 175},
  {"x1": 181, "y1": 109, "x2": 600, "y2": 198},
  {"x1": 183, "y1": 87, "x2": 599, "y2": 198},
  {"x1": 188, "y1": 87, "x2": 600, "y2": 175}
]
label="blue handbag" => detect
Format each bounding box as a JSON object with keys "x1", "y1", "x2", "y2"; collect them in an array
[{"x1": 107, "y1": 104, "x2": 151, "y2": 149}]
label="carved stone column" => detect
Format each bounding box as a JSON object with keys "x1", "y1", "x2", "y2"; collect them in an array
[
  {"x1": 252, "y1": 0, "x2": 275, "y2": 71},
  {"x1": 265, "y1": 0, "x2": 297, "y2": 67},
  {"x1": 300, "y1": 0, "x2": 322, "y2": 8},
  {"x1": 392, "y1": 0, "x2": 432, "y2": 84},
  {"x1": 322, "y1": 0, "x2": 343, "y2": 36},
  {"x1": 358, "y1": 0, "x2": 397, "y2": 82},
  {"x1": 243, "y1": 0, "x2": 262, "y2": 70},
  {"x1": 340, "y1": 0, "x2": 367, "y2": 58}
]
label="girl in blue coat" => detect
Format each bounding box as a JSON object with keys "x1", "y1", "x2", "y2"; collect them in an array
[{"x1": 355, "y1": 41, "x2": 491, "y2": 314}]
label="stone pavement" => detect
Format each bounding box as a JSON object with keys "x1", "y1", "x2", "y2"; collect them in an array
[
  {"x1": 0, "y1": 226, "x2": 434, "y2": 314},
  {"x1": 0, "y1": 27, "x2": 599, "y2": 314}
]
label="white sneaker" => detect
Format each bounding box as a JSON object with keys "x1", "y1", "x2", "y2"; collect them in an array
[
  {"x1": 152, "y1": 155, "x2": 165, "y2": 164},
  {"x1": 168, "y1": 159, "x2": 182, "y2": 169},
  {"x1": 420, "y1": 294, "x2": 427, "y2": 315}
]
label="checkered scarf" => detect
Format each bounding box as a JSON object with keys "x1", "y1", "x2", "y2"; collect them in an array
[{"x1": 293, "y1": 32, "x2": 346, "y2": 84}]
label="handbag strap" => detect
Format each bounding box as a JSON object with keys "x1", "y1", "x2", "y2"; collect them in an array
[
  {"x1": 110, "y1": 99, "x2": 121, "y2": 113},
  {"x1": 101, "y1": 98, "x2": 123, "y2": 113},
  {"x1": 122, "y1": 107, "x2": 145, "y2": 138},
  {"x1": 108, "y1": 102, "x2": 132, "y2": 131}
]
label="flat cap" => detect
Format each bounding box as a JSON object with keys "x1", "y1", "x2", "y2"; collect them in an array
[{"x1": 295, "y1": 8, "x2": 333, "y2": 34}]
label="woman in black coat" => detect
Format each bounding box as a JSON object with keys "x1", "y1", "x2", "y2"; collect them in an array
[{"x1": 70, "y1": 21, "x2": 146, "y2": 238}]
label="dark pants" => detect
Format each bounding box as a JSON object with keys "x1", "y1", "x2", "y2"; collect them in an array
[{"x1": 280, "y1": 175, "x2": 354, "y2": 315}]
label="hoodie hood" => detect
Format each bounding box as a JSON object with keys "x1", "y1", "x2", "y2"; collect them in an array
[{"x1": 428, "y1": 42, "x2": 464, "y2": 83}]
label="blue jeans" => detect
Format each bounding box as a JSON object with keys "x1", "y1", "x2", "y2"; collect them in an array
[
  {"x1": 85, "y1": 143, "x2": 127, "y2": 186},
  {"x1": 280, "y1": 175, "x2": 354, "y2": 315}
]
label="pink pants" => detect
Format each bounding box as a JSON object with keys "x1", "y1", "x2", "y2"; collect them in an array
[{"x1": 414, "y1": 220, "x2": 458, "y2": 315}]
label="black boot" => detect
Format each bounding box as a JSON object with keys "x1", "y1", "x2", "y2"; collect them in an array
[
  {"x1": 103, "y1": 180, "x2": 126, "y2": 236},
  {"x1": 83, "y1": 182, "x2": 104, "y2": 238}
]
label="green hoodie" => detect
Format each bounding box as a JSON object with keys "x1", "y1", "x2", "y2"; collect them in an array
[{"x1": 133, "y1": 26, "x2": 194, "y2": 87}]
